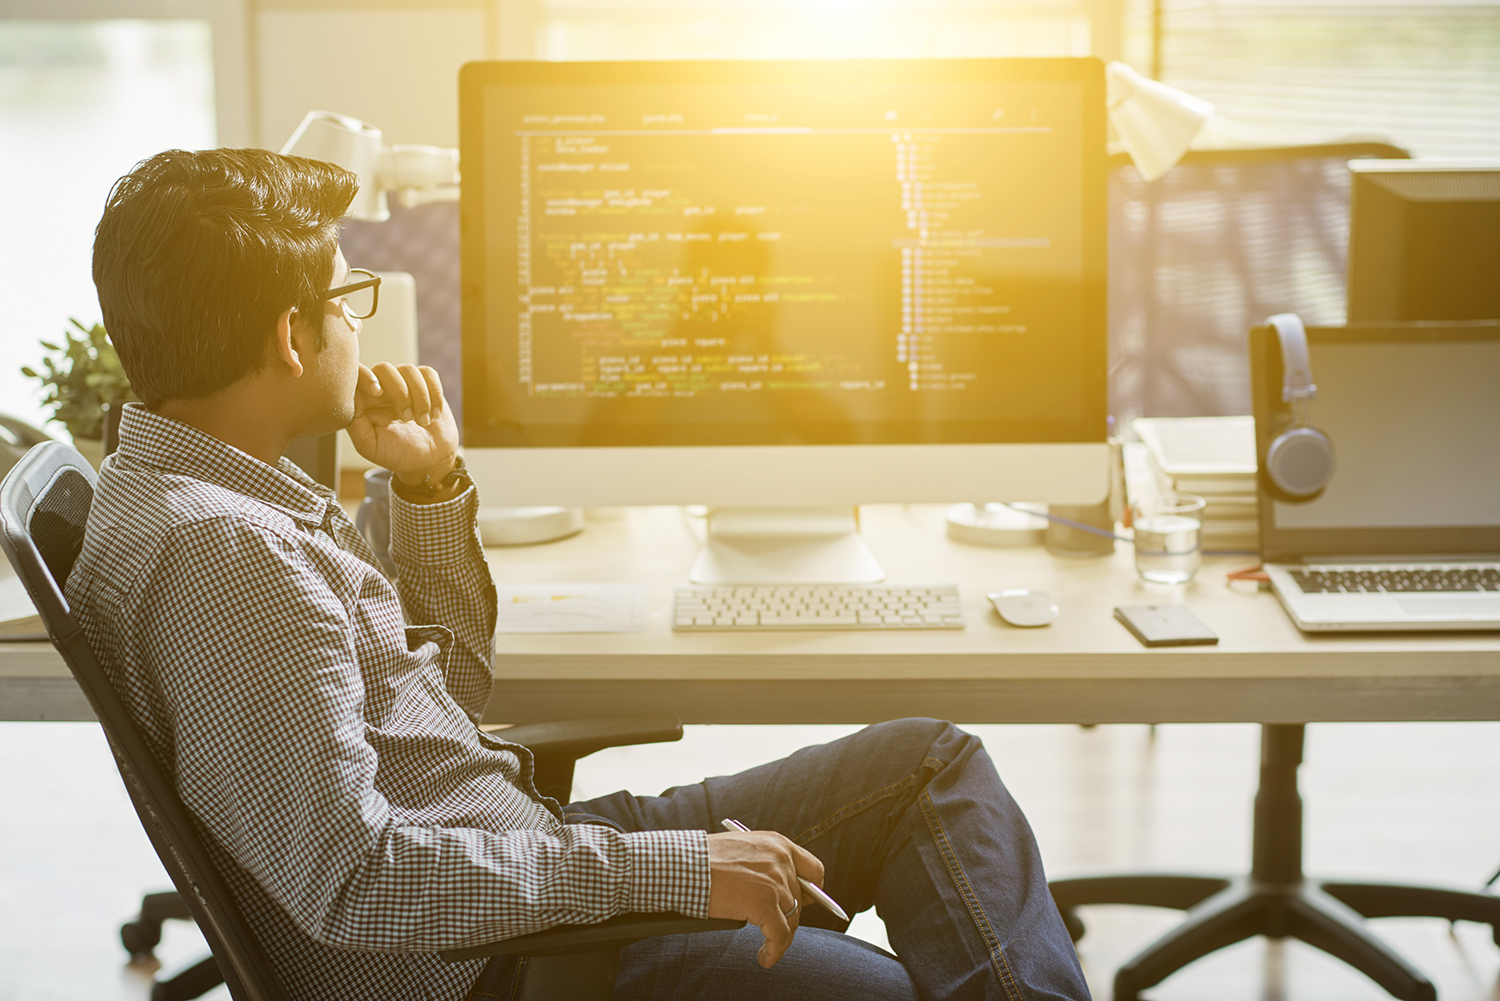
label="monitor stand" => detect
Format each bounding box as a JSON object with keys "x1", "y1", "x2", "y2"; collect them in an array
[{"x1": 689, "y1": 507, "x2": 885, "y2": 584}]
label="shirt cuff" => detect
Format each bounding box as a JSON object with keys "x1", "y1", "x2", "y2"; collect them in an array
[
  {"x1": 389, "y1": 481, "x2": 483, "y2": 566},
  {"x1": 621, "y1": 829, "x2": 712, "y2": 918}
]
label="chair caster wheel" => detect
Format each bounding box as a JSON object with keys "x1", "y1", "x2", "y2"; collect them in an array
[
  {"x1": 1062, "y1": 909, "x2": 1085, "y2": 942},
  {"x1": 121, "y1": 919, "x2": 162, "y2": 958}
]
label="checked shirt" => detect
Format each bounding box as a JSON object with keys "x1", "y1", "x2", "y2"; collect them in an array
[{"x1": 65, "y1": 405, "x2": 709, "y2": 1001}]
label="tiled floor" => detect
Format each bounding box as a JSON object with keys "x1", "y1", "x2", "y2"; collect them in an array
[{"x1": 2, "y1": 720, "x2": 1497, "y2": 1000}]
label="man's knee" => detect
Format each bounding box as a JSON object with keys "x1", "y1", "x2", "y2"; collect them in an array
[{"x1": 858, "y1": 717, "x2": 985, "y2": 770}]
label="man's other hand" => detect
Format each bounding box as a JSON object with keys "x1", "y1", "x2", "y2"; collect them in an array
[
  {"x1": 348, "y1": 363, "x2": 460, "y2": 490},
  {"x1": 707, "y1": 829, "x2": 825, "y2": 969}
]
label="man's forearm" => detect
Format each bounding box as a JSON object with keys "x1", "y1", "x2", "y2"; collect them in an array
[{"x1": 389, "y1": 482, "x2": 497, "y2": 718}]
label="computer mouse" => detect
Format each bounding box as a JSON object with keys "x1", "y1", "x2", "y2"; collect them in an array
[{"x1": 988, "y1": 589, "x2": 1059, "y2": 628}]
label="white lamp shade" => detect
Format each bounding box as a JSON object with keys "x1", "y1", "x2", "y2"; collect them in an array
[
  {"x1": 280, "y1": 110, "x2": 389, "y2": 221},
  {"x1": 1106, "y1": 61, "x2": 1214, "y2": 183}
]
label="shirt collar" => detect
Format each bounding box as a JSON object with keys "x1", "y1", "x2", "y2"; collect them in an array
[{"x1": 114, "y1": 403, "x2": 338, "y2": 528}]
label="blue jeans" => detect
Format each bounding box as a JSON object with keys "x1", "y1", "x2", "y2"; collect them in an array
[{"x1": 468, "y1": 719, "x2": 1089, "y2": 1001}]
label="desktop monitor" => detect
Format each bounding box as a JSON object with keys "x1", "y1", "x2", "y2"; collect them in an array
[
  {"x1": 458, "y1": 59, "x2": 1110, "y2": 579},
  {"x1": 1347, "y1": 160, "x2": 1500, "y2": 322}
]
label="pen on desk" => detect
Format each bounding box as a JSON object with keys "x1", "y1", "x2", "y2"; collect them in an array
[{"x1": 719, "y1": 818, "x2": 850, "y2": 922}]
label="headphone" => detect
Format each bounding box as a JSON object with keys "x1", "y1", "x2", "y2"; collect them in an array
[{"x1": 1263, "y1": 312, "x2": 1335, "y2": 502}]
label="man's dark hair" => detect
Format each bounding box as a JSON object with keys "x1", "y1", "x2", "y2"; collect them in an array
[{"x1": 93, "y1": 148, "x2": 359, "y2": 408}]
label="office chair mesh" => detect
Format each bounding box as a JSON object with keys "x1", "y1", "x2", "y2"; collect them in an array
[
  {"x1": 1107, "y1": 142, "x2": 1407, "y2": 426},
  {"x1": 1, "y1": 445, "x2": 291, "y2": 1001},
  {"x1": 28, "y1": 467, "x2": 90, "y2": 588}
]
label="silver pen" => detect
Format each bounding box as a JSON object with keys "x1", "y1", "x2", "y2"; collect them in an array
[{"x1": 720, "y1": 817, "x2": 851, "y2": 922}]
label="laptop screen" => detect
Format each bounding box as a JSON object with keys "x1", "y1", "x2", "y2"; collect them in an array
[{"x1": 1250, "y1": 322, "x2": 1500, "y2": 561}]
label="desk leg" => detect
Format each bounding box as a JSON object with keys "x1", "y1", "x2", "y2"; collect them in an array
[{"x1": 1050, "y1": 723, "x2": 1500, "y2": 1001}]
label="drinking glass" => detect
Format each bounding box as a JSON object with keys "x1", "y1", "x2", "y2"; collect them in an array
[{"x1": 1131, "y1": 493, "x2": 1207, "y2": 584}]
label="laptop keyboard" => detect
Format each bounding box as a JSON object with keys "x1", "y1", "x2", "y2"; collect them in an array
[{"x1": 1289, "y1": 566, "x2": 1500, "y2": 594}]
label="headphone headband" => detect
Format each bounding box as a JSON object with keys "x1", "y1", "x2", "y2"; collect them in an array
[{"x1": 1268, "y1": 312, "x2": 1316, "y2": 404}]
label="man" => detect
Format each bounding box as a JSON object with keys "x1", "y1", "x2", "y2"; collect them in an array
[{"x1": 73, "y1": 147, "x2": 1090, "y2": 1001}]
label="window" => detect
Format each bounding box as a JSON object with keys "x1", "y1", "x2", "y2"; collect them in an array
[
  {"x1": 530, "y1": 0, "x2": 1101, "y2": 61},
  {"x1": 0, "y1": 20, "x2": 214, "y2": 432},
  {"x1": 1128, "y1": 0, "x2": 1500, "y2": 157}
]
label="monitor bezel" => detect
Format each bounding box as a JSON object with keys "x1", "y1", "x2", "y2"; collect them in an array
[
  {"x1": 1250, "y1": 320, "x2": 1500, "y2": 562},
  {"x1": 457, "y1": 57, "x2": 1109, "y2": 450},
  {"x1": 1346, "y1": 159, "x2": 1500, "y2": 324}
]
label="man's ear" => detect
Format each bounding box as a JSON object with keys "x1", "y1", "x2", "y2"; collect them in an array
[{"x1": 273, "y1": 306, "x2": 304, "y2": 378}]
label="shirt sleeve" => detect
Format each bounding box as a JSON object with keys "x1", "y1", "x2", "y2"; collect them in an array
[
  {"x1": 140, "y1": 515, "x2": 710, "y2": 953},
  {"x1": 387, "y1": 481, "x2": 497, "y2": 720}
]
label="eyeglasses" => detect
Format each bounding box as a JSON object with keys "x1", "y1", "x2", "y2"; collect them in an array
[{"x1": 323, "y1": 268, "x2": 381, "y2": 325}]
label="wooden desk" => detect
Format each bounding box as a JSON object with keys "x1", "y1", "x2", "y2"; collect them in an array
[{"x1": 6, "y1": 504, "x2": 1497, "y2": 724}]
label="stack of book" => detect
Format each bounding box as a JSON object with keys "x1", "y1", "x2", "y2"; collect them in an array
[{"x1": 1133, "y1": 416, "x2": 1260, "y2": 552}]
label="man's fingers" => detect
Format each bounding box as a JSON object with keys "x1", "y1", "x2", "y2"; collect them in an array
[
  {"x1": 361, "y1": 363, "x2": 447, "y2": 427},
  {"x1": 754, "y1": 898, "x2": 796, "y2": 969},
  {"x1": 420, "y1": 366, "x2": 445, "y2": 417},
  {"x1": 370, "y1": 363, "x2": 411, "y2": 420},
  {"x1": 399, "y1": 364, "x2": 432, "y2": 424},
  {"x1": 705, "y1": 829, "x2": 812, "y2": 970},
  {"x1": 357, "y1": 364, "x2": 381, "y2": 399},
  {"x1": 788, "y1": 841, "x2": 825, "y2": 888}
]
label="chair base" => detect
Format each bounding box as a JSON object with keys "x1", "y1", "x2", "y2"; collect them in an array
[
  {"x1": 150, "y1": 956, "x2": 224, "y2": 1001},
  {"x1": 1049, "y1": 724, "x2": 1500, "y2": 1001},
  {"x1": 1052, "y1": 871, "x2": 1500, "y2": 1001},
  {"x1": 122, "y1": 890, "x2": 227, "y2": 1001},
  {"x1": 121, "y1": 891, "x2": 194, "y2": 957}
]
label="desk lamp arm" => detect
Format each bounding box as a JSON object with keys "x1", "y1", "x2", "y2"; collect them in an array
[{"x1": 281, "y1": 110, "x2": 459, "y2": 222}]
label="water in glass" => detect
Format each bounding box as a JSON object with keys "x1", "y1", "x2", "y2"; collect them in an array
[{"x1": 1133, "y1": 514, "x2": 1201, "y2": 584}]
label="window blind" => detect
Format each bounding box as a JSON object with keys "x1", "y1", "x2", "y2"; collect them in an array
[{"x1": 1143, "y1": 1, "x2": 1500, "y2": 158}]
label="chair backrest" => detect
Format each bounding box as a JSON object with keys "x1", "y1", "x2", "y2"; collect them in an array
[
  {"x1": 1108, "y1": 141, "x2": 1410, "y2": 427},
  {"x1": 339, "y1": 199, "x2": 463, "y2": 425},
  {"x1": 0, "y1": 442, "x2": 291, "y2": 1001}
]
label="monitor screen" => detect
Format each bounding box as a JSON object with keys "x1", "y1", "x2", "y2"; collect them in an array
[
  {"x1": 1249, "y1": 321, "x2": 1500, "y2": 562},
  {"x1": 459, "y1": 59, "x2": 1107, "y2": 451},
  {"x1": 1347, "y1": 161, "x2": 1500, "y2": 323}
]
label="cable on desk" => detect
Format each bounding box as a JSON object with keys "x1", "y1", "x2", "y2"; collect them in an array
[{"x1": 997, "y1": 501, "x2": 1131, "y2": 542}]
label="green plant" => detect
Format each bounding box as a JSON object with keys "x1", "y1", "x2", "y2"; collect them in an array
[{"x1": 21, "y1": 319, "x2": 135, "y2": 441}]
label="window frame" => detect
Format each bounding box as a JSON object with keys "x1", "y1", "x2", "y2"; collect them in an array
[{"x1": 2, "y1": 0, "x2": 252, "y2": 147}]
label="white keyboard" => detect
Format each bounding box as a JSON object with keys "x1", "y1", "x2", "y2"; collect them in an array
[{"x1": 673, "y1": 584, "x2": 964, "y2": 631}]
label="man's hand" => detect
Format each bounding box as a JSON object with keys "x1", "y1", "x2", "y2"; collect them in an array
[
  {"x1": 707, "y1": 829, "x2": 825, "y2": 969},
  {"x1": 348, "y1": 363, "x2": 460, "y2": 494}
]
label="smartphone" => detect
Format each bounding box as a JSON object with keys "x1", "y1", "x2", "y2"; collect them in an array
[{"x1": 1113, "y1": 604, "x2": 1219, "y2": 647}]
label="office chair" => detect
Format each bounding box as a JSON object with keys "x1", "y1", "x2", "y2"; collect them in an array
[
  {"x1": 1106, "y1": 140, "x2": 1408, "y2": 427},
  {"x1": 340, "y1": 199, "x2": 464, "y2": 425},
  {"x1": 0, "y1": 441, "x2": 740, "y2": 1001},
  {"x1": 1051, "y1": 141, "x2": 1500, "y2": 1001}
]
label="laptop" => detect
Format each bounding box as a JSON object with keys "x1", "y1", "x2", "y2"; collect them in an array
[{"x1": 1250, "y1": 321, "x2": 1500, "y2": 631}]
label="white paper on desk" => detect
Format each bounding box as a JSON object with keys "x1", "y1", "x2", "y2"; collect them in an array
[{"x1": 493, "y1": 583, "x2": 647, "y2": 633}]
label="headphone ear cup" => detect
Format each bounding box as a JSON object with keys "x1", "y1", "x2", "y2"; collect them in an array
[{"x1": 1265, "y1": 425, "x2": 1335, "y2": 501}]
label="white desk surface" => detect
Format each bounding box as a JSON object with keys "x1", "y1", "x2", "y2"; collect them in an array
[{"x1": 6, "y1": 504, "x2": 1497, "y2": 724}]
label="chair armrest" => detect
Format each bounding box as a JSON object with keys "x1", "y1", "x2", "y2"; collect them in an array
[
  {"x1": 438, "y1": 914, "x2": 745, "y2": 962},
  {"x1": 487, "y1": 715, "x2": 684, "y2": 763}
]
